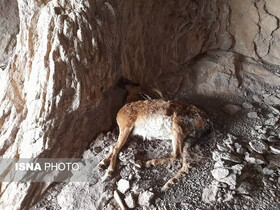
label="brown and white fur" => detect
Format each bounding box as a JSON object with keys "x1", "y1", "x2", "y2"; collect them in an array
[{"x1": 98, "y1": 99, "x2": 210, "y2": 190}]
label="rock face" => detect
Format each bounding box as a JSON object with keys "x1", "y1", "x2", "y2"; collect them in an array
[
  {"x1": 1, "y1": 0, "x2": 280, "y2": 209},
  {"x1": 0, "y1": 0, "x2": 19, "y2": 70}
]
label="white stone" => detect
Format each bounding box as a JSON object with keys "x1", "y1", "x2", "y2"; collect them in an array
[
  {"x1": 125, "y1": 193, "x2": 135, "y2": 209},
  {"x1": 138, "y1": 191, "x2": 154, "y2": 206},
  {"x1": 231, "y1": 164, "x2": 244, "y2": 175},
  {"x1": 242, "y1": 102, "x2": 253, "y2": 109},
  {"x1": 214, "y1": 160, "x2": 226, "y2": 168},
  {"x1": 270, "y1": 145, "x2": 280, "y2": 154},
  {"x1": 211, "y1": 168, "x2": 230, "y2": 180},
  {"x1": 201, "y1": 183, "x2": 219, "y2": 204},
  {"x1": 249, "y1": 140, "x2": 268, "y2": 154},
  {"x1": 247, "y1": 112, "x2": 258, "y2": 119},
  {"x1": 219, "y1": 174, "x2": 237, "y2": 187},
  {"x1": 262, "y1": 167, "x2": 275, "y2": 175},
  {"x1": 265, "y1": 118, "x2": 278, "y2": 126},
  {"x1": 245, "y1": 153, "x2": 266, "y2": 164},
  {"x1": 117, "y1": 179, "x2": 130, "y2": 194}
]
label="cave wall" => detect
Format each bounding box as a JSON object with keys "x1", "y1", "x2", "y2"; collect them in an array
[
  {"x1": 0, "y1": 0, "x2": 280, "y2": 209},
  {"x1": 0, "y1": 0, "x2": 19, "y2": 70}
]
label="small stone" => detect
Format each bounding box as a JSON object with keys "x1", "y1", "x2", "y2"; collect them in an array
[
  {"x1": 237, "y1": 182, "x2": 252, "y2": 194},
  {"x1": 249, "y1": 140, "x2": 269, "y2": 154},
  {"x1": 217, "y1": 143, "x2": 230, "y2": 152},
  {"x1": 202, "y1": 183, "x2": 219, "y2": 204},
  {"x1": 125, "y1": 193, "x2": 135, "y2": 209},
  {"x1": 270, "y1": 145, "x2": 280, "y2": 154},
  {"x1": 263, "y1": 166, "x2": 275, "y2": 175},
  {"x1": 231, "y1": 164, "x2": 244, "y2": 175},
  {"x1": 234, "y1": 142, "x2": 246, "y2": 154},
  {"x1": 225, "y1": 134, "x2": 237, "y2": 144},
  {"x1": 219, "y1": 173, "x2": 237, "y2": 187},
  {"x1": 138, "y1": 191, "x2": 154, "y2": 206},
  {"x1": 247, "y1": 112, "x2": 258, "y2": 119},
  {"x1": 254, "y1": 125, "x2": 262, "y2": 130},
  {"x1": 251, "y1": 129, "x2": 258, "y2": 136},
  {"x1": 212, "y1": 151, "x2": 222, "y2": 161},
  {"x1": 269, "y1": 106, "x2": 280, "y2": 115},
  {"x1": 211, "y1": 168, "x2": 230, "y2": 180},
  {"x1": 268, "y1": 114, "x2": 275, "y2": 118},
  {"x1": 253, "y1": 95, "x2": 261, "y2": 103},
  {"x1": 257, "y1": 134, "x2": 267, "y2": 140},
  {"x1": 245, "y1": 153, "x2": 266, "y2": 165},
  {"x1": 223, "y1": 104, "x2": 241, "y2": 116},
  {"x1": 214, "y1": 160, "x2": 226, "y2": 168},
  {"x1": 265, "y1": 118, "x2": 278, "y2": 126},
  {"x1": 117, "y1": 179, "x2": 130, "y2": 194},
  {"x1": 242, "y1": 102, "x2": 253, "y2": 109},
  {"x1": 221, "y1": 153, "x2": 242, "y2": 163},
  {"x1": 267, "y1": 136, "x2": 279, "y2": 142}
]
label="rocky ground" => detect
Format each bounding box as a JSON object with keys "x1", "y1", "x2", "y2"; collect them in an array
[{"x1": 34, "y1": 92, "x2": 280, "y2": 210}]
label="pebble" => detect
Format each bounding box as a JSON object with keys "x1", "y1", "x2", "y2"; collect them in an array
[
  {"x1": 218, "y1": 173, "x2": 237, "y2": 187},
  {"x1": 253, "y1": 95, "x2": 262, "y2": 103},
  {"x1": 247, "y1": 112, "x2": 258, "y2": 119},
  {"x1": 269, "y1": 106, "x2": 280, "y2": 115},
  {"x1": 231, "y1": 164, "x2": 244, "y2": 175},
  {"x1": 265, "y1": 118, "x2": 278, "y2": 126},
  {"x1": 214, "y1": 160, "x2": 226, "y2": 168},
  {"x1": 217, "y1": 143, "x2": 230, "y2": 152},
  {"x1": 263, "y1": 167, "x2": 275, "y2": 175},
  {"x1": 117, "y1": 179, "x2": 130, "y2": 194},
  {"x1": 222, "y1": 153, "x2": 242, "y2": 163},
  {"x1": 234, "y1": 142, "x2": 246, "y2": 154},
  {"x1": 223, "y1": 104, "x2": 241, "y2": 116},
  {"x1": 254, "y1": 125, "x2": 262, "y2": 130},
  {"x1": 211, "y1": 168, "x2": 230, "y2": 180},
  {"x1": 212, "y1": 151, "x2": 241, "y2": 163},
  {"x1": 202, "y1": 183, "x2": 219, "y2": 204},
  {"x1": 125, "y1": 193, "x2": 136, "y2": 209},
  {"x1": 270, "y1": 145, "x2": 280, "y2": 155},
  {"x1": 249, "y1": 140, "x2": 268, "y2": 154},
  {"x1": 138, "y1": 191, "x2": 154, "y2": 206},
  {"x1": 245, "y1": 153, "x2": 266, "y2": 165},
  {"x1": 257, "y1": 134, "x2": 267, "y2": 140},
  {"x1": 242, "y1": 102, "x2": 253, "y2": 109},
  {"x1": 237, "y1": 182, "x2": 252, "y2": 194}
]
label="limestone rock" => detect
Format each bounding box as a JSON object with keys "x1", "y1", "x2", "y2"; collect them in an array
[
  {"x1": 270, "y1": 145, "x2": 280, "y2": 155},
  {"x1": 211, "y1": 168, "x2": 230, "y2": 180},
  {"x1": 247, "y1": 112, "x2": 258, "y2": 119},
  {"x1": 249, "y1": 140, "x2": 269, "y2": 154},
  {"x1": 242, "y1": 102, "x2": 253, "y2": 109},
  {"x1": 245, "y1": 153, "x2": 266, "y2": 165},
  {"x1": 202, "y1": 182, "x2": 219, "y2": 204},
  {"x1": 0, "y1": 0, "x2": 19, "y2": 70},
  {"x1": 125, "y1": 193, "x2": 135, "y2": 209},
  {"x1": 138, "y1": 191, "x2": 154, "y2": 206},
  {"x1": 218, "y1": 173, "x2": 237, "y2": 187},
  {"x1": 117, "y1": 179, "x2": 130, "y2": 194}
]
